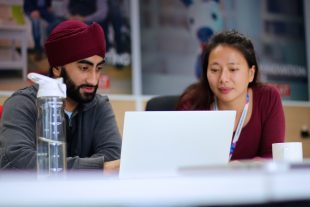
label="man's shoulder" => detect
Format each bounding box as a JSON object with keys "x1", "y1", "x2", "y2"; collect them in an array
[
  {"x1": 3, "y1": 86, "x2": 37, "y2": 113},
  {"x1": 82, "y1": 94, "x2": 110, "y2": 111},
  {"x1": 10, "y1": 85, "x2": 38, "y2": 101},
  {"x1": 94, "y1": 94, "x2": 110, "y2": 104}
]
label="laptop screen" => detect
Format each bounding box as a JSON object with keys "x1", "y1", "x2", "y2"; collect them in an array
[{"x1": 119, "y1": 111, "x2": 236, "y2": 179}]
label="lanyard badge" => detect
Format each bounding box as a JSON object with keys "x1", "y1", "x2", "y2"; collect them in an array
[{"x1": 213, "y1": 93, "x2": 250, "y2": 159}]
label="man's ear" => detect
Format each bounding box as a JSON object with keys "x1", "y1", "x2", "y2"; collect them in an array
[{"x1": 52, "y1": 67, "x2": 62, "y2": 78}]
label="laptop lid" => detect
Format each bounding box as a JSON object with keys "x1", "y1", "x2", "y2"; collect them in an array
[{"x1": 119, "y1": 111, "x2": 236, "y2": 179}]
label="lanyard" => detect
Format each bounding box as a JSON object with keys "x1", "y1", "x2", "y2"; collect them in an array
[{"x1": 213, "y1": 93, "x2": 250, "y2": 159}]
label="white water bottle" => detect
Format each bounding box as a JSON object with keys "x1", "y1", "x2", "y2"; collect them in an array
[{"x1": 28, "y1": 73, "x2": 67, "y2": 178}]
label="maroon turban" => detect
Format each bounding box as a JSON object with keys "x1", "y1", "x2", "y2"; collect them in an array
[{"x1": 45, "y1": 20, "x2": 106, "y2": 67}]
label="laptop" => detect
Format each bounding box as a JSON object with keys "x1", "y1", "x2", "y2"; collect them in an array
[{"x1": 119, "y1": 111, "x2": 236, "y2": 179}]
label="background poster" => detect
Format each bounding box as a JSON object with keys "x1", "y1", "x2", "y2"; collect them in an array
[{"x1": 140, "y1": 0, "x2": 308, "y2": 101}]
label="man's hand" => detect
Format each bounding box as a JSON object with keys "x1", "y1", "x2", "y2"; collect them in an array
[{"x1": 103, "y1": 159, "x2": 120, "y2": 176}]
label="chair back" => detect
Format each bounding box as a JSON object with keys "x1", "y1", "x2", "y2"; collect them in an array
[{"x1": 145, "y1": 95, "x2": 179, "y2": 111}]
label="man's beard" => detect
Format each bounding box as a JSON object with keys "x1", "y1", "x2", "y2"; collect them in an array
[{"x1": 60, "y1": 67, "x2": 98, "y2": 104}]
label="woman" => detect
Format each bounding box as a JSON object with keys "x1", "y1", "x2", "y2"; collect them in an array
[{"x1": 177, "y1": 30, "x2": 285, "y2": 160}]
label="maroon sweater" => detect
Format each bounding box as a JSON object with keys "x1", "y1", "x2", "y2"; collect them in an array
[{"x1": 178, "y1": 85, "x2": 285, "y2": 160}]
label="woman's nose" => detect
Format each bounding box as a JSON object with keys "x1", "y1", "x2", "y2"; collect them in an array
[{"x1": 219, "y1": 70, "x2": 229, "y2": 83}]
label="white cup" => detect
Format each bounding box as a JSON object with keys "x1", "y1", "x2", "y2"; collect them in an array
[{"x1": 272, "y1": 142, "x2": 303, "y2": 162}]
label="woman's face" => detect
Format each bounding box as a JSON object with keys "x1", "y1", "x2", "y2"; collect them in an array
[{"x1": 206, "y1": 45, "x2": 255, "y2": 104}]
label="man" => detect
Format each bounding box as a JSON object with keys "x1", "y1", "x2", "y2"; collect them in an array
[{"x1": 0, "y1": 20, "x2": 122, "y2": 171}]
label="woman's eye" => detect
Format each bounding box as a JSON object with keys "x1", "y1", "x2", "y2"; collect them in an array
[
  {"x1": 210, "y1": 68, "x2": 219, "y2": 73},
  {"x1": 230, "y1": 68, "x2": 239, "y2": 72}
]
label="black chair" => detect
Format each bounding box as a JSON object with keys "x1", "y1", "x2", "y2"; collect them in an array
[{"x1": 145, "y1": 95, "x2": 180, "y2": 111}]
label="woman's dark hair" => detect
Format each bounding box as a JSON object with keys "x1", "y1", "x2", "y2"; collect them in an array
[{"x1": 179, "y1": 30, "x2": 260, "y2": 110}]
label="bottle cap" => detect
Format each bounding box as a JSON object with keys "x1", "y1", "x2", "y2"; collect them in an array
[{"x1": 27, "y1": 73, "x2": 66, "y2": 98}]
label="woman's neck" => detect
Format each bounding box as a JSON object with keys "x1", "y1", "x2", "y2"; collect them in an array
[
  {"x1": 217, "y1": 91, "x2": 248, "y2": 112},
  {"x1": 216, "y1": 89, "x2": 252, "y2": 131}
]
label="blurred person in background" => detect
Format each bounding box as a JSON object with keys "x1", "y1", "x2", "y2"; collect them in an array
[
  {"x1": 64, "y1": 0, "x2": 126, "y2": 57},
  {"x1": 23, "y1": 0, "x2": 56, "y2": 60}
]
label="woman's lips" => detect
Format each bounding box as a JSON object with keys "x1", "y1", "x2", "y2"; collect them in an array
[{"x1": 219, "y1": 87, "x2": 232, "y2": 94}]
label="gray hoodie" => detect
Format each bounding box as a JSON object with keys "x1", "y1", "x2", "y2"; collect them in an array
[{"x1": 0, "y1": 85, "x2": 122, "y2": 170}]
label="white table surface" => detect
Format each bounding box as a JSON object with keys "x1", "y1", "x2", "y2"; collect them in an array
[{"x1": 0, "y1": 161, "x2": 310, "y2": 207}]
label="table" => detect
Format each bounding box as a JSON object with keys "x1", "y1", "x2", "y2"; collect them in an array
[{"x1": 1, "y1": 162, "x2": 310, "y2": 206}]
